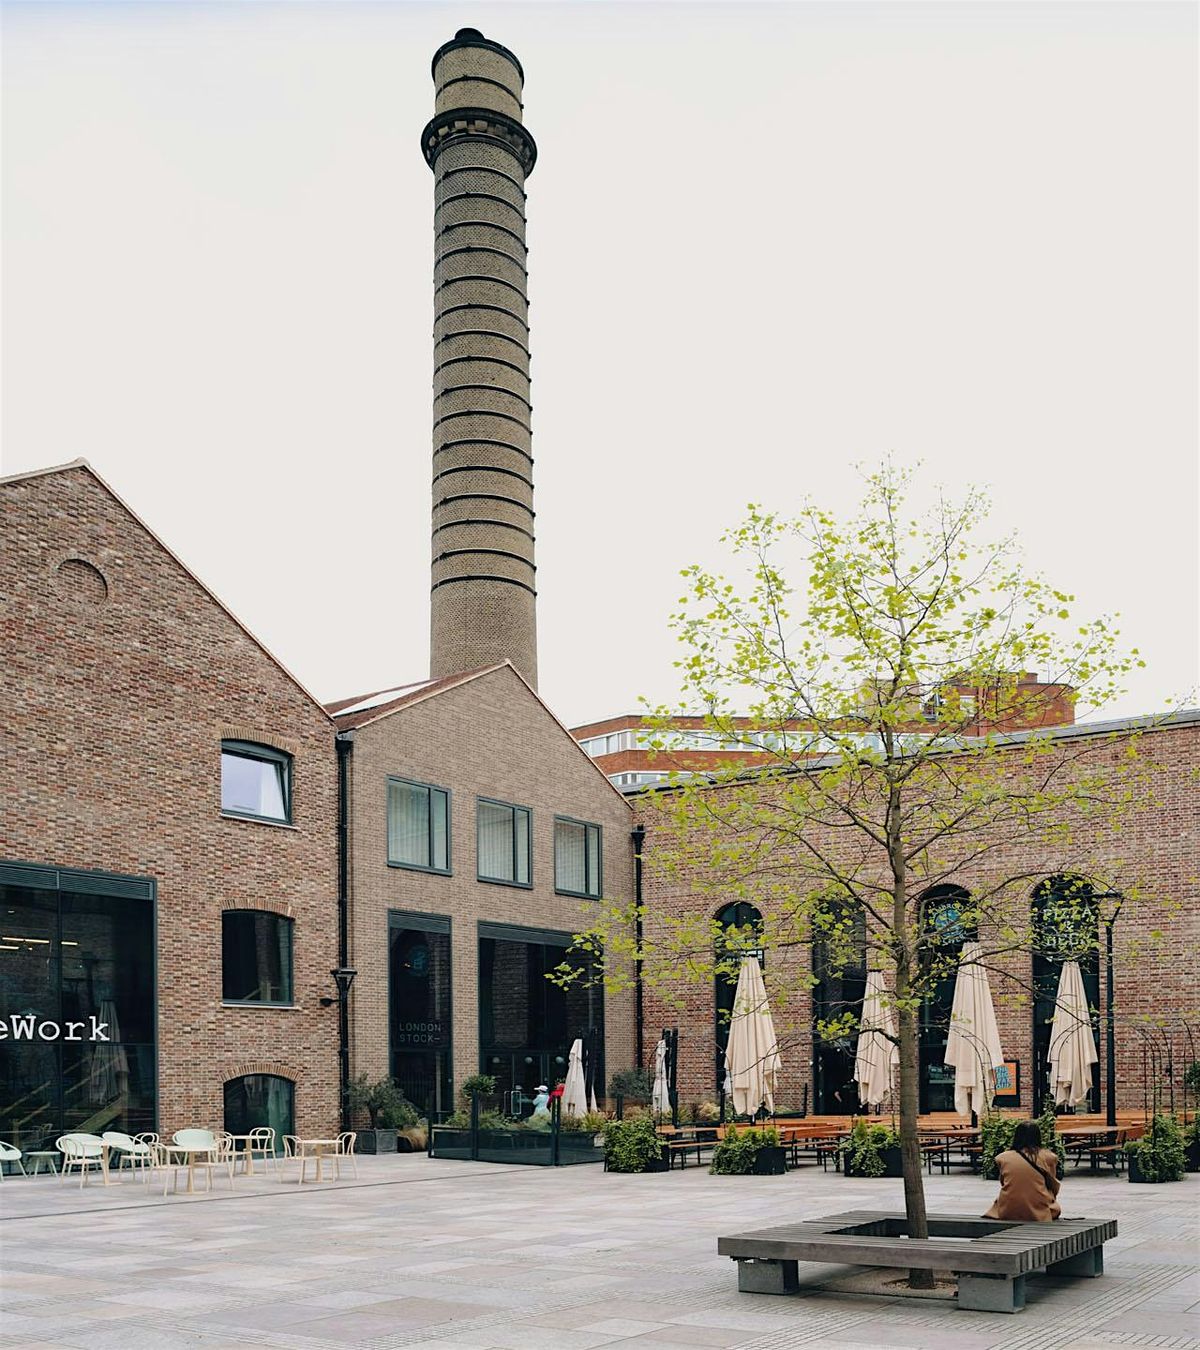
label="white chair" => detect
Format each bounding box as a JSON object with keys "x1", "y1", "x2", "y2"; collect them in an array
[
  {"x1": 57, "y1": 1133, "x2": 105, "y2": 1188},
  {"x1": 162, "y1": 1128, "x2": 218, "y2": 1196},
  {"x1": 189, "y1": 1131, "x2": 235, "y2": 1192},
  {"x1": 0, "y1": 1141, "x2": 26, "y2": 1178},
  {"x1": 102, "y1": 1131, "x2": 156, "y2": 1182},
  {"x1": 334, "y1": 1131, "x2": 358, "y2": 1180},
  {"x1": 246, "y1": 1127, "x2": 277, "y2": 1175}
]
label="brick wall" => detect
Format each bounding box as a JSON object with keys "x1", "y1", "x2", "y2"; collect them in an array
[
  {"x1": 341, "y1": 664, "x2": 635, "y2": 1104},
  {"x1": 635, "y1": 719, "x2": 1199, "y2": 1116},
  {"x1": 0, "y1": 464, "x2": 340, "y2": 1136}
]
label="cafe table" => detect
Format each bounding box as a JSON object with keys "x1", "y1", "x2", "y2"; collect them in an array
[
  {"x1": 226, "y1": 1134, "x2": 263, "y2": 1176},
  {"x1": 293, "y1": 1138, "x2": 341, "y2": 1184},
  {"x1": 157, "y1": 1142, "x2": 214, "y2": 1195}
]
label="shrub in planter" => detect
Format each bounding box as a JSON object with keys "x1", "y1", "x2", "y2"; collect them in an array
[
  {"x1": 460, "y1": 1073, "x2": 498, "y2": 1099},
  {"x1": 840, "y1": 1120, "x2": 901, "y2": 1178},
  {"x1": 696, "y1": 1100, "x2": 722, "y2": 1124},
  {"x1": 1185, "y1": 1116, "x2": 1200, "y2": 1173},
  {"x1": 610, "y1": 1067, "x2": 653, "y2": 1101},
  {"x1": 603, "y1": 1116, "x2": 665, "y2": 1173},
  {"x1": 710, "y1": 1127, "x2": 783, "y2": 1176},
  {"x1": 980, "y1": 1102, "x2": 1065, "y2": 1179},
  {"x1": 349, "y1": 1074, "x2": 416, "y2": 1154},
  {"x1": 1125, "y1": 1112, "x2": 1186, "y2": 1183}
]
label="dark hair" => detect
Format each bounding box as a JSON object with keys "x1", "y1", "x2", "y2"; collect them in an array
[{"x1": 1012, "y1": 1120, "x2": 1042, "y2": 1154}]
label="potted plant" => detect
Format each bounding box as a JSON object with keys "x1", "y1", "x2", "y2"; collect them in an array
[
  {"x1": 710, "y1": 1126, "x2": 786, "y2": 1176},
  {"x1": 348, "y1": 1074, "x2": 413, "y2": 1154},
  {"x1": 1125, "y1": 1112, "x2": 1187, "y2": 1183},
  {"x1": 840, "y1": 1119, "x2": 902, "y2": 1178},
  {"x1": 603, "y1": 1115, "x2": 667, "y2": 1172}
]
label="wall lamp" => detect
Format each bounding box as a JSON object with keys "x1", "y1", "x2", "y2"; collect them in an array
[{"x1": 320, "y1": 965, "x2": 358, "y2": 1007}]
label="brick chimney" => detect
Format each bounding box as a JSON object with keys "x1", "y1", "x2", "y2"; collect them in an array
[{"x1": 422, "y1": 29, "x2": 538, "y2": 687}]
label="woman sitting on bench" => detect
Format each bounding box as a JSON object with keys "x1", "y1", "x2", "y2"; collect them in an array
[{"x1": 985, "y1": 1120, "x2": 1061, "y2": 1222}]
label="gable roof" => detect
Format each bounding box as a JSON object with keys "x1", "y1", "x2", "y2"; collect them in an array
[
  {"x1": 1, "y1": 458, "x2": 333, "y2": 722},
  {"x1": 327, "y1": 660, "x2": 633, "y2": 808}
]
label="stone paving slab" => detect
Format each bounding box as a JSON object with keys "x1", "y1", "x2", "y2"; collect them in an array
[{"x1": 1, "y1": 1155, "x2": 1197, "y2": 1349}]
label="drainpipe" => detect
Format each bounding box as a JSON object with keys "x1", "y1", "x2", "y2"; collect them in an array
[
  {"x1": 335, "y1": 733, "x2": 353, "y2": 1132},
  {"x1": 632, "y1": 824, "x2": 646, "y2": 1070}
]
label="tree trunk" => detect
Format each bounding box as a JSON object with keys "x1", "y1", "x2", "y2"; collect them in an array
[{"x1": 889, "y1": 779, "x2": 935, "y2": 1289}]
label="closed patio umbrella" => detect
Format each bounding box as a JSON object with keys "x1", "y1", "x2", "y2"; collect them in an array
[
  {"x1": 1048, "y1": 960, "x2": 1098, "y2": 1108},
  {"x1": 724, "y1": 956, "x2": 782, "y2": 1118},
  {"x1": 562, "y1": 1038, "x2": 588, "y2": 1117},
  {"x1": 651, "y1": 1037, "x2": 671, "y2": 1117},
  {"x1": 855, "y1": 970, "x2": 898, "y2": 1110},
  {"x1": 944, "y1": 941, "x2": 1005, "y2": 1117}
]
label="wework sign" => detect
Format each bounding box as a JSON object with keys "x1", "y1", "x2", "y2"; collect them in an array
[{"x1": 0, "y1": 1015, "x2": 111, "y2": 1042}]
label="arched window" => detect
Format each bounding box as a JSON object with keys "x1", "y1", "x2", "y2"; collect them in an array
[
  {"x1": 222, "y1": 910, "x2": 294, "y2": 1004},
  {"x1": 713, "y1": 902, "x2": 763, "y2": 1093},
  {"x1": 223, "y1": 1074, "x2": 295, "y2": 1148},
  {"x1": 811, "y1": 895, "x2": 867, "y2": 1113},
  {"x1": 1032, "y1": 876, "x2": 1099, "y2": 1113},
  {"x1": 917, "y1": 885, "x2": 977, "y2": 1111}
]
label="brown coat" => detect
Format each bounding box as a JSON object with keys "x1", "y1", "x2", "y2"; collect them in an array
[{"x1": 985, "y1": 1147, "x2": 1062, "y2": 1222}]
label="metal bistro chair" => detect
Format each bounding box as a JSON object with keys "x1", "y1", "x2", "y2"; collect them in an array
[
  {"x1": 56, "y1": 1133, "x2": 106, "y2": 1188},
  {"x1": 164, "y1": 1128, "x2": 223, "y2": 1195},
  {"x1": 335, "y1": 1131, "x2": 359, "y2": 1180},
  {"x1": 246, "y1": 1127, "x2": 278, "y2": 1176},
  {"x1": 102, "y1": 1131, "x2": 157, "y2": 1183}
]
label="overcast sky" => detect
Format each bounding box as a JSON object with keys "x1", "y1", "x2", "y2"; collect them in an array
[{"x1": 3, "y1": 1, "x2": 1196, "y2": 725}]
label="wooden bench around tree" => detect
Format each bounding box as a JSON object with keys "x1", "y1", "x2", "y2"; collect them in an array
[{"x1": 718, "y1": 1210, "x2": 1117, "y2": 1313}]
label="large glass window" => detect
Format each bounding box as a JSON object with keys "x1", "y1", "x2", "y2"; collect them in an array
[
  {"x1": 478, "y1": 923, "x2": 604, "y2": 1106},
  {"x1": 917, "y1": 885, "x2": 978, "y2": 1112},
  {"x1": 221, "y1": 910, "x2": 293, "y2": 1004},
  {"x1": 220, "y1": 741, "x2": 291, "y2": 823},
  {"x1": 811, "y1": 896, "x2": 867, "y2": 1113},
  {"x1": 1032, "y1": 876, "x2": 1099, "y2": 1113},
  {"x1": 224, "y1": 1074, "x2": 294, "y2": 1146},
  {"x1": 389, "y1": 913, "x2": 453, "y2": 1119},
  {"x1": 714, "y1": 902, "x2": 763, "y2": 1093},
  {"x1": 0, "y1": 862, "x2": 156, "y2": 1151},
  {"x1": 387, "y1": 778, "x2": 450, "y2": 873},
  {"x1": 477, "y1": 799, "x2": 531, "y2": 887},
  {"x1": 554, "y1": 818, "x2": 602, "y2": 898}
]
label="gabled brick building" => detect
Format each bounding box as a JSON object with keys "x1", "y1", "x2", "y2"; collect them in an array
[{"x1": 0, "y1": 461, "x2": 340, "y2": 1147}]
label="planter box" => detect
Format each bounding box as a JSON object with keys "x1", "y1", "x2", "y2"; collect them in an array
[
  {"x1": 357, "y1": 1129, "x2": 397, "y2": 1155},
  {"x1": 844, "y1": 1145, "x2": 903, "y2": 1178},
  {"x1": 1126, "y1": 1152, "x2": 1175, "y2": 1183},
  {"x1": 752, "y1": 1145, "x2": 787, "y2": 1176}
]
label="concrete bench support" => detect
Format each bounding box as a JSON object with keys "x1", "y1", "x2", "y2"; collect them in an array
[
  {"x1": 735, "y1": 1258, "x2": 799, "y2": 1295},
  {"x1": 1046, "y1": 1246, "x2": 1104, "y2": 1278},
  {"x1": 958, "y1": 1272, "x2": 1026, "y2": 1313}
]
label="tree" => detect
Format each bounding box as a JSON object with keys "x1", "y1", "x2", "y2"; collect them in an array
[{"x1": 565, "y1": 463, "x2": 1154, "y2": 1286}]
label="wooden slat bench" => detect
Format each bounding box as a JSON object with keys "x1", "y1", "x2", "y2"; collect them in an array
[{"x1": 718, "y1": 1210, "x2": 1117, "y2": 1313}]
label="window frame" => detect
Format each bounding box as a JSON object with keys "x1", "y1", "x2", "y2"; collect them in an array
[
  {"x1": 553, "y1": 815, "x2": 603, "y2": 899},
  {"x1": 475, "y1": 797, "x2": 533, "y2": 889},
  {"x1": 386, "y1": 776, "x2": 452, "y2": 876},
  {"x1": 220, "y1": 740, "x2": 293, "y2": 825},
  {"x1": 220, "y1": 908, "x2": 295, "y2": 1007}
]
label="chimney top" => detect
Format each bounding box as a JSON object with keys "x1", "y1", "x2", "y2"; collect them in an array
[{"x1": 431, "y1": 28, "x2": 525, "y2": 81}]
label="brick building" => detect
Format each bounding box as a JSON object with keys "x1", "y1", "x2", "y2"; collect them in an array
[
  {"x1": 573, "y1": 673, "x2": 1076, "y2": 789},
  {"x1": 0, "y1": 461, "x2": 340, "y2": 1148},
  {"x1": 633, "y1": 711, "x2": 1199, "y2": 1119},
  {"x1": 329, "y1": 663, "x2": 634, "y2": 1118}
]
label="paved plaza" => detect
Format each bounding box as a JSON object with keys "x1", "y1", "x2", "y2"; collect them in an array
[{"x1": 1, "y1": 1155, "x2": 1197, "y2": 1350}]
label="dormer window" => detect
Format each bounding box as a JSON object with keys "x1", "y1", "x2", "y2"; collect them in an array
[{"x1": 221, "y1": 741, "x2": 292, "y2": 823}]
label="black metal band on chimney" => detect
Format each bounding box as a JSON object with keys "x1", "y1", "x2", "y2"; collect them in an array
[{"x1": 425, "y1": 29, "x2": 539, "y2": 688}]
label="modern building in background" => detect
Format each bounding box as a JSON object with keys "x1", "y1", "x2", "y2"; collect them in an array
[{"x1": 573, "y1": 674, "x2": 1076, "y2": 788}]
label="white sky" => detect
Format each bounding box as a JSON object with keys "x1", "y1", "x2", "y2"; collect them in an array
[{"x1": 2, "y1": 1, "x2": 1196, "y2": 725}]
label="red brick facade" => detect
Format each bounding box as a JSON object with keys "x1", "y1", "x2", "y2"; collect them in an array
[
  {"x1": 635, "y1": 716, "x2": 1199, "y2": 1116},
  {"x1": 0, "y1": 462, "x2": 340, "y2": 1138}
]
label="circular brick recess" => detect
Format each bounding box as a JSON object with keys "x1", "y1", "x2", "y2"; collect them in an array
[{"x1": 55, "y1": 557, "x2": 108, "y2": 605}]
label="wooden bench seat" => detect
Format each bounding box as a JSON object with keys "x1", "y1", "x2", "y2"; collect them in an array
[{"x1": 719, "y1": 1210, "x2": 1117, "y2": 1313}]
